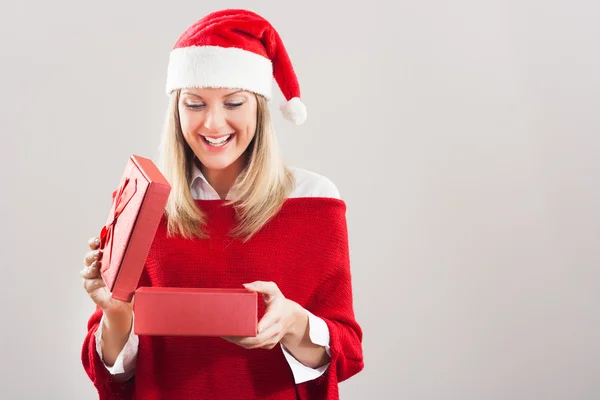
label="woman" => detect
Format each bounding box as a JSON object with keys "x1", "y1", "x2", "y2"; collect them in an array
[{"x1": 80, "y1": 8, "x2": 363, "y2": 399}]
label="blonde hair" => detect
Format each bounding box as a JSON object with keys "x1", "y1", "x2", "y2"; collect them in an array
[{"x1": 156, "y1": 89, "x2": 294, "y2": 241}]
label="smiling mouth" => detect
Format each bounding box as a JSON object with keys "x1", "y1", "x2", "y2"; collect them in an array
[{"x1": 201, "y1": 133, "x2": 235, "y2": 147}]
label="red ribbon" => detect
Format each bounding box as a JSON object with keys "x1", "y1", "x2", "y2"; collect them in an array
[{"x1": 99, "y1": 174, "x2": 137, "y2": 277}]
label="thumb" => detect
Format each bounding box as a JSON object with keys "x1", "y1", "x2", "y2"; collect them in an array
[{"x1": 243, "y1": 281, "x2": 281, "y2": 299}]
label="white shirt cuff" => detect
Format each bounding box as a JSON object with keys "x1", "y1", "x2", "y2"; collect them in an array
[
  {"x1": 306, "y1": 309, "x2": 331, "y2": 356},
  {"x1": 95, "y1": 311, "x2": 139, "y2": 379},
  {"x1": 281, "y1": 309, "x2": 331, "y2": 384}
]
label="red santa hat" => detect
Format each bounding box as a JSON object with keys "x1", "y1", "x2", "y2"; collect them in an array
[{"x1": 165, "y1": 9, "x2": 307, "y2": 125}]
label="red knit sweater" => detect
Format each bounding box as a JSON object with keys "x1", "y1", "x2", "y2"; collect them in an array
[{"x1": 82, "y1": 198, "x2": 364, "y2": 399}]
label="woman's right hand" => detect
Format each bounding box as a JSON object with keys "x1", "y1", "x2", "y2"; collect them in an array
[{"x1": 80, "y1": 236, "x2": 133, "y2": 317}]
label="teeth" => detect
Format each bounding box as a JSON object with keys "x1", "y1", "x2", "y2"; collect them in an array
[{"x1": 204, "y1": 134, "x2": 232, "y2": 146}]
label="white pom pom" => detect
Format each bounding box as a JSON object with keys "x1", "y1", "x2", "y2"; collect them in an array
[{"x1": 279, "y1": 97, "x2": 307, "y2": 125}]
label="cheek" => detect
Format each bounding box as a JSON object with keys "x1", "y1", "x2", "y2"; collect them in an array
[
  {"x1": 230, "y1": 111, "x2": 257, "y2": 138},
  {"x1": 178, "y1": 109, "x2": 196, "y2": 133}
]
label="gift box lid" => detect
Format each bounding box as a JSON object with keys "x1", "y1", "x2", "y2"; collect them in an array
[{"x1": 99, "y1": 154, "x2": 171, "y2": 302}]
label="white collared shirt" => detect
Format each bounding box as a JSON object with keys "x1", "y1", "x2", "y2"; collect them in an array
[{"x1": 95, "y1": 165, "x2": 340, "y2": 384}]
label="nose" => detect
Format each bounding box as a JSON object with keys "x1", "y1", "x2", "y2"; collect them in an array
[{"x1": 202, "y1": 106, "x2": 227, "y2": 131}]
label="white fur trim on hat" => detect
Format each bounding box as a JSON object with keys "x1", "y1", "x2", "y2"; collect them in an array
[
  {"x1": 166, "y1": 45, "x2": 273, "y2": 99},
  {"x1": 280, "y1": 97, "x2": 307, "y2": 125}
]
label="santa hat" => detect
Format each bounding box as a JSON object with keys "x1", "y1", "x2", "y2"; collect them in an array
[{"x1": 165, "y1": 9, "x2": 307, "y2": 125}]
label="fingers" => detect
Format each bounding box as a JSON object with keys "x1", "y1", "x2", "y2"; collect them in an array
[
  {"x1": 81, "y1": 259, "x2": 106, "y2": 293},
  {"x1": 83, "y1": 249, "x2": 102, "y2": 267},
  {"x1": 257, "y1": 309, "x2": 279, "y2": 334},
  {"x1": 228, "y1": 281, "x2": 287, "y2": 350},
  {"x1": 81, "y1": 237, "x2": 110, "y2": 307},
  {"x1": 233, "y1": 321, "x2": 284, "y2": 350},
  {"x1": 221, "y1": 336, "x2": 236, "y2": 344},
  {"x1": 243, "y1": 281, "x2": 281, "y2": 303},
  {"x1": 80, "y1": 261, "x2": 101, "y2": 279},
  {"x1": 88, "y1": 236, "x2": 101, "y2": 250},
  {"x1": 83, "y1": 276, "x2": 106, "y2": 293},
  {"x1": 253, "y1": 321, "x2": 284, "y2": 349},
  {"x1": 81, "y1": 236, "x2": 104, "y2": 293},
  {"x1": 224, "y1": 306, "x2": 284, "y2": 350}
]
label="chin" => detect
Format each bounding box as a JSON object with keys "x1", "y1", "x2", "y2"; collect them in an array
[
  {"x1": 198, "y1": 159, "x2": 232, "y2": 171},
  {"x1": 196, "y1": 154, "x2": 239, "y2": 172}
]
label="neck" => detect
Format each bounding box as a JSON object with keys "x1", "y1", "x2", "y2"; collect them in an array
[{"x1": 197, "y1": 156, "x2": 246, "y2": 200}]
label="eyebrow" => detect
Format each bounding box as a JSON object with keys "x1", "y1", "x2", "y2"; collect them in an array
[{"x1": 183, "y1": 89, "x2": 244, "y2": 99}]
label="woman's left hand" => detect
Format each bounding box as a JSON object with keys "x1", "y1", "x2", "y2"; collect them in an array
[{"x1": 222, "y1": 281, "x2": 305, "y2": 350}]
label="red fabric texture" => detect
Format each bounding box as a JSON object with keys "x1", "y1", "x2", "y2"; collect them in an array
[{"x1": 82, "y1": 198, "x2": 363, "y2": 399}]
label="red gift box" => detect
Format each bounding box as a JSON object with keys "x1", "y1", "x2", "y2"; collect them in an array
[
  {"x1": 133, "y1": 287, "x2": 258, "y2": 337},
  {"x1": 99, "y1": 154, "x2": 171, "y2": 302}
]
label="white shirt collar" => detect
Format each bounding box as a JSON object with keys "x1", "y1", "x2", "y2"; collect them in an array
[
  {"x1": 189, "y1": 161, "x2": 342, "y2": 202},
  {"x1": 190, "y1": 161, "x2": 237, "y2": 200}
]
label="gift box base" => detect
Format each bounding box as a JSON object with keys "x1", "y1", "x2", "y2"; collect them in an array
[{"x1": 133, "y1": 287, "x2": 258, "y2": 337}]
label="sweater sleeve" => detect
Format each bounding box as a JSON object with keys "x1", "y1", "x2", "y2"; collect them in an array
[
  {"x1": 81, "y1": 305, "x2": 135, "y2": 399},
  {"x1": 295, "y1": 202, "x2": 364, "y2": 399}
]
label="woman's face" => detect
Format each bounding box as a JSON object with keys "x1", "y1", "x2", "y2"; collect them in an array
[{"x1": 178, "y1": 87, "x2": 257, "y2": 173}]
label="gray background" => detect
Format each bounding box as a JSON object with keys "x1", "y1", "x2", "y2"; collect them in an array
[{"x1": 0, "y1": 0, "x2": 598, "y2": 399}]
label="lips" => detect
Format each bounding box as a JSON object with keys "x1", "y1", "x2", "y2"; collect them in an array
[{"x1": 201, "y1": 133, "x2": 236, "y2": 147}]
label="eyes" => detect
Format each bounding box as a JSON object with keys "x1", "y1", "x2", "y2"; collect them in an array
[{"x1": 184, "y1": 101, "x2": 244, "y2": 110}]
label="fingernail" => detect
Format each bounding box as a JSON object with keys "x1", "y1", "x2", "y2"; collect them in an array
[
  {"x1": 94, "y1": 250, "x2": 100, "y2": 258},
  {"x1": 90, "y1": 260, "x2": 97, "y2": 268},
  {"x1": 94, "y1": 237, "x2": 100, "y2": 245}
]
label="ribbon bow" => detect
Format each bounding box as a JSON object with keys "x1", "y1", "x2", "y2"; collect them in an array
[{"x1": 99, "y1": 174, "x2": 137, "y2": 282}]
